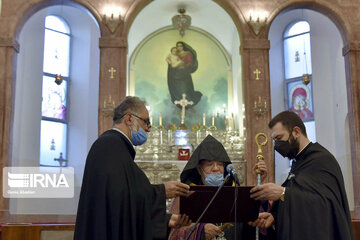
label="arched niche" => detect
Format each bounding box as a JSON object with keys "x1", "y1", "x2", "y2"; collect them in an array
[
  {"x1": 268, "y1": 7, "x2": 354, "y2": 211},
  {"x1": 6, "y1": 2, "x2": 100, "y2": 221}
]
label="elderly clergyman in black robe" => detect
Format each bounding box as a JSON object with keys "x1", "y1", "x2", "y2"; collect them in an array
[
  {"x1": 74, "y1": 96, "x2": 191, "y2": 240},
  {"x1": 249, "y1": 111, "x2": 354, "y2": 240},
  {"x1": 169, "y1": 135, "x2": 271, "y2": 240}
]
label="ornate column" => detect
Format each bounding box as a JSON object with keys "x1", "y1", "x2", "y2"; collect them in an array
[
  {"x1": 98, "y1": 36, "x2": 128, "y2": 135},
  {"x1": 0, "y1": 37, "x2": 19, "y2": 219},
  {"x1": 241, "y1": 39, "x2": 274, "y2": 186},
  {"x1": 343, "y1": 41, "x2": 360, "y2": 218}
]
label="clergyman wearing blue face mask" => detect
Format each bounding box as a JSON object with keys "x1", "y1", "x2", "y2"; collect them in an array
[
  {"x1": 74, "y1": 96, "x2": 192, "y2": 240},
  {"x1": 168, "y1": 135, "x2": 264, "y2": 240}
]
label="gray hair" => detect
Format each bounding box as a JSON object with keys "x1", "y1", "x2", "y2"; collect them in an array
[{"x1": 113, "y1": 96, "x2": 146, "y2": 124}]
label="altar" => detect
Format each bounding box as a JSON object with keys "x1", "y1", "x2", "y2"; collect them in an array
[{"x1": 134, "y1": 128, "x2": 247, "y2": 186}]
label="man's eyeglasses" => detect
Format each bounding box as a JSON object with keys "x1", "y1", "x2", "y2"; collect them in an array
[{"x1": 131, "y1": 113, "x2": 151, "y2": 129}]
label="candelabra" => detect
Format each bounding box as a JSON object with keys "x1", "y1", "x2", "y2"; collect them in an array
[
  {"x1": 102, "y1": 95, "x2": 116, "y2": 117},
  {"x1": 253, "y1": 96, "x2": 268, "y2": 116},
  {"x1": 103, "y1": 13, "x2": 122, "y2": 33},
  {"x1": 247, "y1": 10, "x2": 268, "y2": 36}
]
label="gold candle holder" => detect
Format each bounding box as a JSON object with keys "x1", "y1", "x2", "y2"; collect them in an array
[
  {"x1": 102, "y1": 95, "x2": 116, "y2": 117},
  {"x1": 253, "y1": 96, "x2": 268, "y2": 117}
]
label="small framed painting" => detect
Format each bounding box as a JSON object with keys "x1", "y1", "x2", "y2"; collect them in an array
[{"x1": 286, "y1": 77, "x2": 314, "y2": 122}]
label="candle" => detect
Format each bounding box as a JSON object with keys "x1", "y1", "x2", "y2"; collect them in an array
[
  {"x1": 254, "y1": 101, "x2": 257, "y2": 108},
  {"x1": 230, "y1": 113, "x2": 235, "y2": 130},
  {"x1": 258, "y1": 96, "x2": 262, "y2": 104},
  {"x1": 264, "y1": 100, "x2": 267, "y2": 109},
  {"x1": 167, "y1": 129, "x2": 172, "y2": 143},
  {"x1": 202, "y1": 113, "x2": 206, "y2": 126},
  {"x1": 150, "y1": 114, "x2": 153, "y2": 126},
  {"x1": 212, "y1": 115, "x2": 215, "y2": 126},
  {"x1": 159, "y1": 113, "x2": 162, "y2": 126},
  {"x1": 160, "y1": 130, "x2": 163, "y2": 145}
]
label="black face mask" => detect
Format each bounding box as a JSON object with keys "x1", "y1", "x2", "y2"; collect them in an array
[{"x1": 274, "y1": 133, "x2": 299, "y2": 159}]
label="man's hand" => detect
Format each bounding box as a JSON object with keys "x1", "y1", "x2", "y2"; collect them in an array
[
  {"x1": 250, "y1": 183, "x2": 284, "y2": 201},
  {"x1": 168, "y1": 214, "x2": 191, "y2": 228},
  {"x1": 204, "y1": 223, "x2": 222, "y2": 240},
  {"x1": 248, "y1": 212, "x2": 274, "y2": 229},
  {"x1": 254, "y1": 159, "x2": 268, "y2": 181},
  {"x1": 164, "y1": 181, "x2": 190, "y2": 199}
]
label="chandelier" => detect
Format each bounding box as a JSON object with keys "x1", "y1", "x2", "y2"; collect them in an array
[{"x1": 172, "y1": 8, "x2": 191, "y2": 37}]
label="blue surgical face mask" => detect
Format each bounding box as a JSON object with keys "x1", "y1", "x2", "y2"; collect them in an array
[
  {"x1": 130, "y1": 120, "x2": 148, "y2": 146},
  {"x1": 200, "y1": 167, "x2": 224, "y2": 186}
]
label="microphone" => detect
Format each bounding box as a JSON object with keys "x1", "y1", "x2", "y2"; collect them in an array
[{"x1": 226, "y1": 164, "x2": 239, "y2": 184}]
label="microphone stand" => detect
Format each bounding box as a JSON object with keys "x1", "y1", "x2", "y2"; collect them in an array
[
  {"x1": 234, "y1": 178, "x2": 239, "y2": 240},
  {"x1": 232, "y1": 172, "x2": 240, "y2": 240},
  {"x1": 184, "y1": 174, "x2": 231, "y2": 240}
]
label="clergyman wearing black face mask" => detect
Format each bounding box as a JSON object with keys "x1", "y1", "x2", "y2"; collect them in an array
[
  {"x1": 248, "y1": 111, "x2": 353, "y2": 240},
  {"x1": 273, "y1": 129, "x2": 300, "y2": 160}
]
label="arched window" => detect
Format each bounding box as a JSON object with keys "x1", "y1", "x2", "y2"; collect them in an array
[
  {"x1": 40, "y1": 15, "x2": 70, "y2": 166},
  {"x1": 283, "y1": 20, "x2": 316, "y2": 140}
]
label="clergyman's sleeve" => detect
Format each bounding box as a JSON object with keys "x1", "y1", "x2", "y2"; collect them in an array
[{"x1": 151, "y1": 184, "x2": 168, "y2": 240}]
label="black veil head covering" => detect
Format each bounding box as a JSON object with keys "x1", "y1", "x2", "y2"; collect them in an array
[{"x1": 180, "y1": 135, "x2": 232, "y2": 185}]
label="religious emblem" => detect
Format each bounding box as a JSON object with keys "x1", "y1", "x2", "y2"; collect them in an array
[
  {"x1": 253, "y1": 68, "x2": 261, "y2": 80},
  {"x1": 178, "y1": 148, "x2": 190, "y2": 160},
  {"x1": 108, "y1": 67, "x2": 116, "y2": 79},
  {"x1": 54, "y1": 152, "x2": 68, "y2": 167},
  {"x1": 174, "y1": 93, "x2": 193, "y2": 129},
  {"x1": 50, "y1": 138, "x2": 56, "y2": 151}
]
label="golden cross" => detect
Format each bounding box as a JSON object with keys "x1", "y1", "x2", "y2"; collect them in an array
[
  {"x1": 109, "y1": 67, "x2": 116, "y2": 79},
  {"x1": 253, "y1": 69, "x2": 261, "y2": 80}
]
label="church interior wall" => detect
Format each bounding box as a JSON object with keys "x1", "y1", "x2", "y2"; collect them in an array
[
  {"x1": 0, "y1": 0, "x2": 359, "y2": 221},
  {"x1": 269, "y1": 8, "x2": 353, "y2": 210},
  {"x1": 10, "y1": 5, "x2": 99, "y2": 215}
]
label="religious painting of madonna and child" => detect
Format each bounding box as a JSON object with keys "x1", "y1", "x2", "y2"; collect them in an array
[
  {"x1": 129, "y1": 27, "x2": 231, "y2": 129},
  {"x1": 286, "y1": 78, "x2": 314, "y2": 122}
]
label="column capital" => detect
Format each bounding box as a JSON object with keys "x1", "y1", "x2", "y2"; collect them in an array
[
  {"x1": 99, "y1": 37, "x2": 127, "y2": 48},
  {"x1": 343, "y1": 41, "x2": 360, "y2": 55},
  {"x1": 0, "y1": 38, "x2": 19, "y2": 52},
  {"x1": 241, "y1": 39, "x2": 270, "y2": 51}
]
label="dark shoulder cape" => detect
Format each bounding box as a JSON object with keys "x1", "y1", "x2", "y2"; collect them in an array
[
  {"x1": 74, "y1": 130, "x2": 167, "y2": 240},
  {"x1": 180, "y1": 134, "x2": 232, "y2": 185},
  {"x1": 271, "y1": 142, "x2": 353, "y2": 240}
]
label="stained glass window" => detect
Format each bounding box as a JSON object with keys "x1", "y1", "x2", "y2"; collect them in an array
[
  {"x1": 43, "y1": 29, "x2": 70, "y2": 76},
  {"x1": 41, "y1": 75, "x2": 67, "y2": 120},
  {"x1": 283, "y1": 20, "x2": 316, "y2": 139},
  {"x1": 39, "y1": 120, "x2": 67, "y2": 166},
  {"x1": 40, "y1": 15, "x2": 70, "y2": 166},
  {"x1": 283, "y1": 21, "x2": 312, "y2": 79}
]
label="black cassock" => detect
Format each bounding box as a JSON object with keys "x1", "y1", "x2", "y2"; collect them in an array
[
  {"x1": 271, "y1": 142, "x2": 354, "y2": 240},
  {"x1": 74, "y1": 130, "x2": 168, "y2": 240}
]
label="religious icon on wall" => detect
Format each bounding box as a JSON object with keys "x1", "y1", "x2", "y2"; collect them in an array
[
  {"x1": 129, "y1": 27, "x2": 231, "y2": 129},
  {"x1": 166, "y1": 41, "x2": 202, "y2": 108},
  {"x1": 286, "y1": 78, "x2": 314, "y2": 122}
]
